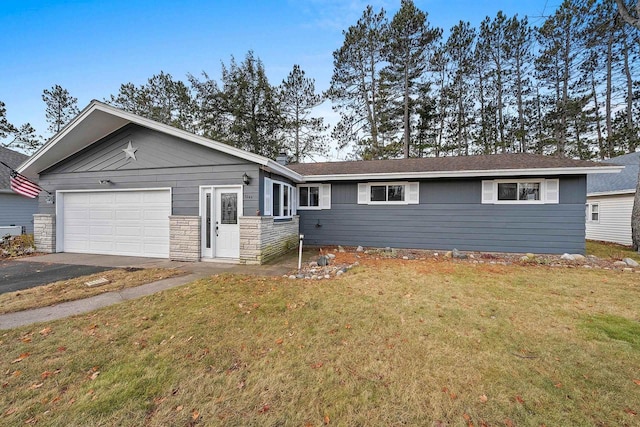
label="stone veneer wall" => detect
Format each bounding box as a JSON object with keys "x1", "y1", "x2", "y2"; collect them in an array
[
  {"x1": 239, "y1": 216, "x2": 299, "y2": 265},
  {"x1": 33, "y1": 214, "x2": 56, "y2": 253},
  {"x1": 169, "y1": 215, "x2": 200, "y2": 262}
]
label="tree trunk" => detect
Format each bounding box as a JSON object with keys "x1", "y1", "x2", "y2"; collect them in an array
[
  {"x1": 605, "y1": 25, "x2": 614, "y2": 157},
  {"x1": 591, "y1": 75, "x2": 605, "y2": 159},
  {"x1": 622, "y1": 32, "x2": 635, "y2": 152}
]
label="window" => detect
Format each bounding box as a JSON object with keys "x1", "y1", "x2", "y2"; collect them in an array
[
  {"x1": 357, "y1": 182, "x2": 419, "y2": 205},
  {"x1": 297, "y1": 184, "x2": 331, "y2": 210},
  {"x1": 264, "y1": 178, "x2": 295, "y2": 218},
  {"x1": 586, "y1": 203, "x2": 599, "y2": 222},
  {"x1": 482, "y1": 179, "x2": 559, "y2": 204},
  {"x1": 497, "y1": 182, "x2": 540, "y2": 201}
]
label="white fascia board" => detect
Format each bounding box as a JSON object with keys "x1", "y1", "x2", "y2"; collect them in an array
[
  {"x1": 301, "y1": 165, "x2": 625, "y2": 182},
  {"x1": 18, "y1": 100, "x2": 303, "y2": 182},
  {"x1": 587, "y1": 189, "x2": 635, "y2": 197}
]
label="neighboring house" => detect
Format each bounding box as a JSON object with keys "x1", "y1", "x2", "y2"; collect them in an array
[
  {"x1": 0, "y1": 146, "x2": 38, "y2": 234},
  {"x1": 586, "y1": 152, "x2": 638, "y2": 246},
  {"x1": 19, "y1": 101, "x2": 621, "y2": 263}
]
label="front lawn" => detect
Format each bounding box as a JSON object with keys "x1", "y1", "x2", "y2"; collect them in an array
[
  {"x1": 1, "y1": 257, "x2": 639, "y2": 426},
  {"x1": 0, "y1": 268, "x2": 184, "y2": 315}
]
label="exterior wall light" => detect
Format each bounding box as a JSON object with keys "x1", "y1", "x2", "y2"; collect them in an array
[{"x1": 242, "y1": 173, "x2": 251, "y2": 185}]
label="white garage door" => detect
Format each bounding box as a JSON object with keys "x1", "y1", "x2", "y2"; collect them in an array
[{"x1": 62, "y1": 190, "x2": 171, "y2": 258}]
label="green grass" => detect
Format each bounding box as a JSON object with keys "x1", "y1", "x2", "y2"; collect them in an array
[
  {"x1": 1, "y1": 260, "x2": 639, "y2": 426},
  {"x1": 587, "y1": 239, "x2": 640, "y2": 262}
]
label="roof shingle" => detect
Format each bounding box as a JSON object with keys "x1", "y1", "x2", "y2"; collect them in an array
[{"x1": 287, "y1": 153, "x2": 614, "y2": 177}]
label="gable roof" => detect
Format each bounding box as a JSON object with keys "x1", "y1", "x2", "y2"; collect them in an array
[
  {"x1": 0, "y1": 146, "x2": 29, "y2": 192},
  {"x1": 288, "y1": 153, "x2": 622, "y2": 181},
  {"x1": 587, "y1": 151, "x2": 638, "y2": 196},
  {"x1": 18, "y1": 100, "x2": 303, "y2": 182}
]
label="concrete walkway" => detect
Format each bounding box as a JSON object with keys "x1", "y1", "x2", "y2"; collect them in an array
[{"x1": 0, "y1": 253, "x2": 298, "y2": 330}]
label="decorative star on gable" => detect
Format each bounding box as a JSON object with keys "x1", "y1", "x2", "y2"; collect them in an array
[{"x1": 122, "y1": 141, "x2": 138, "y2": 161}]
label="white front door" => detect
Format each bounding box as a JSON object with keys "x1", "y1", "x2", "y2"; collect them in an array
[{"x1": 201, "y1": 186, "x2": 242, "y2": 259}]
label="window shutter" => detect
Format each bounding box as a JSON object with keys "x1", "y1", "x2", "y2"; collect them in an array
[
  {"x1": 407, "y1": 182, "x2": 419, "y2": 204},
  {"x1": 481, "y1": 180, "x2": 495, "y2": 204},
  {"x1": 357, "y1": 183, "x2": 368, "y2": 204},
  {"x1": 321, "y1": 184, "x2": 331, "y2": 209},
  {"x1": 545, "y1": 179, "x2": 559, "y2": 204},
  {"x1": 263, "y1": 178, "x2": 272, "y2": 216}
]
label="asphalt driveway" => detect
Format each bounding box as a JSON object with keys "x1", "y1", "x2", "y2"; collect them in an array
[{"x1": 0, "y1": 259, "x2": 112, "y2": 294}]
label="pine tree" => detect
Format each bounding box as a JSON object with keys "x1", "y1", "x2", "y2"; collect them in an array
[
  {"x1": 443, "y1": 21, "x2": 476, "y2": 156},
  {"x1": 219, "y1": 51, "x2": 283, "y2": 158},
  {"x1": 108, "y1": 72, "x2": 195, "y2": 132},
  {"x1": 279, "y1": 65, "x2": 328, "y2": 162},
  {"x1": 42, "y1": 84, "x2": 79, "y2": 134},
  {"x1": 0, "y1": 101, "x2": 40, "y2": 153},
  {"x1": 384, "y1": 0, "x2": 441, "y2": 158},
  {"x1": 615, "y1": 0, "x2": 640, "y2": 29},
  {"x1": 328, "y1": 5, "x2": 388, "y2": 159}
]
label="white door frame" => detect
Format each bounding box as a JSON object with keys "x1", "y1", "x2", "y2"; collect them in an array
[{"x1": 199, "y1": 185, "x2": 243, "y2": 260}]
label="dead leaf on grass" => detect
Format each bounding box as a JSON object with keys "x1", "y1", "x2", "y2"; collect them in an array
[
  {"x1": 41, "y1": 371, "x2": 52, "y2": 380},
  {"x1": 24, "y1": 417, "x2": 37, "y2": 424},
  {"x1": 176, "y1": 405, "x2": 184, "y2": 412},
  {"x1": 515, "y1": 395, "x2": 525, "y2": 404},
  {"x1": 479, "y1": 394, "x2": 488, "y2": 403},
  {"x1": 275, "y1": 338, "x2": 283, "y2": 345},
  {"x1": 258, "y1": 404, "x2": 270, "y2": 414},
  {"x1": 462, "y1": 413, "x2": 474, "y2": 427},
  {"x1": 504, "y1": 419, "x2": 515, "y2": 427},
  {"x1": 554, "y1": 382, "x2": 562, "y2": 388},
  {"x1": 324, "y1": 414, "x2": 330, "y2": 424},
  {"x1": 5, "y1": 408, "x2": 17, "y2": 415},
  {"x1": 39, "y1": 327, "x2": 52, "y2": 336},
  {"x1": 11, "y1": 353, "x2": 29, "y2": 363},
  {"x1": 311, "y1": 362, "x2": 324, "y2": 369},
  {"x1": 633, "y1": 379, "x2": 640, "y2": 386},
  {"x1": 624, "y1": 407, "x2": 637, "y2": 416},
  {"x1": 28, "y1": 382, "x2": 43, "y2": 390},
  {"x1": 192, "y1": 410, "x2": 200, "y2": 420}
]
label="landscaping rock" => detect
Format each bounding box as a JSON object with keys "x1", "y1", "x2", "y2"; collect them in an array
[
  {"x1": 452, "y1": 248, "x2": 468, "y2": 259},
  {"x1": 613, "y1": 261, "x2": 628, "y2": 267},
  {"x1": 338, "y1": 245, "x2": 345, "y2": 252},
  {"x1": 327, "y1": 253, "x2": 336, "y2": 259},
  {"x1": 317, "y1": 256, "x2": 329, "y2": 266},
  {"x1": 288, "y1": 275, "x2": 297, "y2": 280},
  {"x1": 356, "y1": 246, "x2": 364, "y2": 252},
  {"x1": 623, "y1": 257, "x2": 639, "y2": 267},
  {"x1": 572, "y1": 254, "x2": 586, "y2": 261},
  {"x1": 525, "y1": 253, "x2": 535, "y2": 258},
  {"x1": 309, "y1": 261, "x2": 318, "y2": 267},
  {"x1": 444, "y1": 251, "x2": 452, "y2": 258},
  {"x1": 561, "y1": 253, "x2": 575, "y2": 261},
  {"x1": 336, "y1": 270, "x2": 344, "y2": 276}
]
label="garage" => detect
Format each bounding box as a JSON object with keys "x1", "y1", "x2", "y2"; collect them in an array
[{"x1": 59, "y1": 189, "x2": 171, "y2": 258}]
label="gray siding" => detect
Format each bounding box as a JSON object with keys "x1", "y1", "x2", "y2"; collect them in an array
[
  {"x1": 299, "y1": 176, "x2": 587, "y2": 254},
  {"x1": 38, "y1": 124, "x2": 260, "y2": 216},
  {"x1": 0, "y1": 193, "x2": 38, "y2": 233}
]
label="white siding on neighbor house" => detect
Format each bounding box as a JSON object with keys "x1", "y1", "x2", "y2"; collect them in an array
[{"x1": 586, "y1": 193, "x2": 633, "y2": 246}]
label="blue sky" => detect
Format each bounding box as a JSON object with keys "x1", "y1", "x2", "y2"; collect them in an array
[{"x1": 1, "y1": 0, "x2": 555, "y2": 155}]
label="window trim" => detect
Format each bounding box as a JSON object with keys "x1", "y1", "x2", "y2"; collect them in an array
[
  {"x1": 296, "y1": 184, "x2": 331, "y2": 210},
  {"x1": 357, "y1": 181, "x2": 419, "y2": 205},
  {"x1": 482, "y1": 178, "x2": 559, "y2": 205},
  {"x1": 264, "y1": 178, "x2": 295, "y2": 219},
  {"x1": 586, "y1": 202, "x2": 599, "y2": 223}
]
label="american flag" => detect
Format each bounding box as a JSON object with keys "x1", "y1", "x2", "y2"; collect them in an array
[{"x1": 9, "y1": 169, "x2": 42, "y2": 198}]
